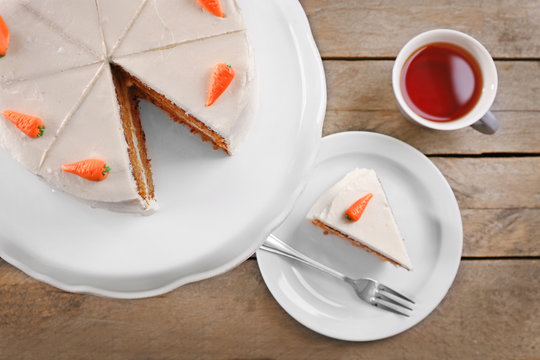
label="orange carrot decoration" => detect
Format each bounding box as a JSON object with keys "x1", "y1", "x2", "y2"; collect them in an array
[
  {"x1": 197, "y1": 0, "x2": 224, "y2": 18},
  {"x1": 206, "y1": 62, "x2": 235, "y2": 107},
  {"x1": 2, "y1": 110, "x2": 45, "y2": 138},
  {"x1": 0, "y1": 15, "x2": 9, "y2": 57},
  {"x1": 62, "y1": 159, "x2": 111, "y2": 182},
  {"x1": 345, "y1": 193, "x2": 374, "y2": 222}
]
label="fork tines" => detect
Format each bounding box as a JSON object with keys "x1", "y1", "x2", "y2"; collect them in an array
[
  {"x1": 379, "y1": 284, "x2": 415, "y2": 304},
  {"x1": 374, "y1": 284, "x2": 415, "y2": 317}
]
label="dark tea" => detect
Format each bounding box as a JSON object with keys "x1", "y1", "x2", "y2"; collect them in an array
[{"x1": 400, "y1": 42, "x2": 483, "y2": 122}]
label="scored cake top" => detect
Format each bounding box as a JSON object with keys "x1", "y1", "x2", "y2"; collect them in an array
[
  {"x1": 0, "y1": 0, "x2": 246, "y2": 81},
  {"x1": 113, "y1": 0, "x2": 245, "y2": 57}
]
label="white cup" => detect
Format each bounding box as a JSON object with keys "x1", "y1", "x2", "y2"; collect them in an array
[{"x1": 392, "y1": 29, "x2": 498, "y2": 134}]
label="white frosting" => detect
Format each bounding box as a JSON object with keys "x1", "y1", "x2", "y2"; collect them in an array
[
  {"x1": 96, "y1": 0, "x2": 148, "y2": 56},
  {"x1": 307, "y1": 169, "x2": 412, "y2": 270},
  {"x1": 0, "y1": 1, "x2": 99, "y2": 82},
  {"x1": 113, "y1": 0, "x2": 245, "y2": 57},
  {"x1": 18, "y1": 0, "x2": 105, "y2": 59},
  {"x1": 0, "y1": 0, "x2": 254, "y2": 213},
  {"x1": 113, "y1": 31, "x2": 254, "y2": 150}
]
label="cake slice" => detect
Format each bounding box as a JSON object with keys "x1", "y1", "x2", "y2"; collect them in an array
[
  {"x1": 39, "y1": 64, "x2": 151, "y2": 212},
  {"x1": 307, "y1": 168, "x2": 412, "y2": 270},
  {"x1": 113, "y1": 31, "x2": 254, "y2": 154}
]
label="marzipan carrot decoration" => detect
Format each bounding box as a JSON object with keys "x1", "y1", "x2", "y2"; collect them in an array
[
  {"x1": 206, "y1": 62, "x2": 235, "y2": 107},
  {"x1": 2, "y1": 110, "x2": 45, "y2": 138},
  {"x1": 62, "y1": 158, "x2": 111, "y2": 181},
  {"x1": 0, "y1": 15, "x2": 9, "y2": 57},
  {"x1": 197, "y1": 0, "x2": 224, "y2": 18},
  {"x1": 345, "y1": 193, "x2": 374, "y2": 222}
]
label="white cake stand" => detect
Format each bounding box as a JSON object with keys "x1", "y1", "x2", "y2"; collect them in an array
[{"x1": 0, "y1": 0, "x2": 326, "y2": 298}]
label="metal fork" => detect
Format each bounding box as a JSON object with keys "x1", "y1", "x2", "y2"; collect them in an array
[{"x1": 260, "y1": 234, "x2": 415, "y2": 316}]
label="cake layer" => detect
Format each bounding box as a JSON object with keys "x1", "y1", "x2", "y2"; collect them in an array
[
  {"x1": 0, "y1": 63, "x2": 103, "y2": 171},
  {"x1": 111, "y1": 64, "x2": 155, "y2": 204},
  {"x1": 39, "y1": 64, "x2": 145, "y2": 209},
  {"x1": 113, "y1": 31, "x2": 254, "y2": 154},
  {"x1": 113, "y1": 0, "x2": 246, "y2": 57},
  {"x1": 307, "y1": 168, "x2": 412, "y2": 270},
  {"x1": 0, "y1": 1, "x2": 99, "y2": 82}
]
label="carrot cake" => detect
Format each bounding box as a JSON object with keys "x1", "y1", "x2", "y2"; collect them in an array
[
  {"x1": 0, "y1": 0, "x2": 255, "y2": 214},
  {"x1": 307, "y1": 168, "x2": 412, "y2": 270}
]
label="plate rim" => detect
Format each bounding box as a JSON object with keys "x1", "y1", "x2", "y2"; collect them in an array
[
  {"x1": 256, "y1": 131, "x2": 463, "y2": 341},
  {"x1": 0, "y1": 0, "x2": 327, "y2": 299}
]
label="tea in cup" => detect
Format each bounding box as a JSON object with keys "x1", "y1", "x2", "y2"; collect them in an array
[{"x1": 392, "y1": 29, "x2": 498, "y2": 134}]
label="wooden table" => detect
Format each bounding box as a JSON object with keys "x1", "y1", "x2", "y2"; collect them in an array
[{"x1": 1, "y1": 1, "x2": 539, "y2": 358}]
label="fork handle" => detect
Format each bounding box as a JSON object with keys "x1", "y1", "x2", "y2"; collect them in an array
[{"x1": 260, "y1": 234, "x2": 347, "y2": 281}]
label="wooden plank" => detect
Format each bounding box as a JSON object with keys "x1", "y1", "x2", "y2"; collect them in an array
[
  {"x1": 300, "y1": 0, "x2": 540, "y2": 58},
  {"x1": 462, "y1": 209, "x2": 540, "y2": 257},
  {"x1": 431, "y1": 157, "x2": 540, "y2": 209},
  {"x1": 324, "y1": 61, "x2": 540, "y2": 112},
  {"x1": 0, "y1": 260, "x2": 538, "y2": 359},
  {"x1": 323, "y1": 110, "x2": 540, "y2": 154}
]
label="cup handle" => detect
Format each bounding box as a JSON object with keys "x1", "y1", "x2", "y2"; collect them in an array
[{"x1": 471, "y1": 111, "x2": 499, "y2": 134}]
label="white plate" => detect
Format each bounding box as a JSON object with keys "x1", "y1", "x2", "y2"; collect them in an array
[
  {"x1": 0, "y1": 0, "x2": 326, "y2": 298},
  {"x1": 257, "y1": 132, "x2": 462, "y2": 341}
]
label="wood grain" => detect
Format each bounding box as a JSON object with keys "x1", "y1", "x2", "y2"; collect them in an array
[
  {"x1": 0, "y1": 259, "x2": 538, "y2": 360},
  {"x1": 462, "y1": 209, "x2": 540, "y2": 257},
  {"x1": 323, "y1": 110, "x2": 540, "y2": 154},
  {"x1": 431, "y1": 157, "x2": 540, "y2": 209},
  {"x1": 300, "y1": 0, "x2": 540, "y2": 58}
]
